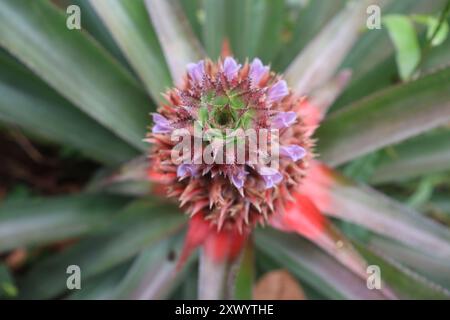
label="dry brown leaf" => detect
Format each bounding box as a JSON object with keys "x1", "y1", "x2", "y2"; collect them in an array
[
  {"x1": 253, "y1": 269, "x2": 305, "y2": 300},
  {"x1": 5, "y1": 248, "x2": 27, "y2": 269}
]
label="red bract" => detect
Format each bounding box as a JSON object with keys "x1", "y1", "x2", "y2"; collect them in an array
[{"x1": 178, "y1": 214, "x2": 249, "y2": 268}]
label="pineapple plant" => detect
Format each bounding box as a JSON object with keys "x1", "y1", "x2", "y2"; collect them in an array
[{"x1": 1, "y1": 0, "x2": 450, "y2": 300}]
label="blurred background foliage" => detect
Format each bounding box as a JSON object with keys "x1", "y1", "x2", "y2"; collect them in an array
[{"x1": 0, "y1": 0, "x2": 450, "y2": 300}]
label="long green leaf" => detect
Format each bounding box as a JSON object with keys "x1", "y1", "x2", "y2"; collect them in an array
[
  {"x1": 337, "y1": 220, "x2": 450, "y2": 292},
  {"x1": 0, "y1": 194, "x2": 131, "y2": 253},
  {"x1": 255, "y1": 229, "x2": 388, "y2": 299},
  {"x1": 428, "y1": 193, "x2": 450, "y2": 219},
  {"x1": 111, "y1": 234, "x2": 186, "y2": 300},
  {"x1": 17, "y1": 200, "x2": 185, "y2": 299},
  {"x1": 284, "y1": 0, "x2": 384, "y2": 95},
  {"x1": 234, "y1": 240, "x2": 254, "y2": 300},
  {"x1": 353, "y1": 241, "x2": 450, "y2": 299},
  {"x1": 297, "y1": 221, "x2": 375, "y2": 286},
  {"x1": 66, "y1": 262, "x2": 131, "y2": 300},
  {"x1": 60, "y1": 0, "x2": 130, "y2": 68},
  {"x1": 179, "y1": 0, "x2": 203, "y2": 41},
  {"x1": 257, "y1": 228, "x2": 449, "y2": 299},
  {"x1": 0, "y1": 0, "x2": 151, "y2": 150},
  {"x1": 333, "y1": 56, "x2": 399, "y2": 112},
  {"x1": 302, "y1": 165, "x2": 450, "y2": 261},
  {"x1": 362, "y1": 235, "x2": 450, "y2": 291},
  {"x1": 227, "y1": 0, "x2": 284, "y2": 62},
  {"x1": 318, "y1": 66, "x2": 450, "y2": 166},
  {"x1": 203, "y1": 0, "x2": 227, "y2": 59},
  {"x1": 86, "y1": 155, "x2": 152, "y2": 196},
  {"x1": 422, "y1": 31, "x2": 450, "y2": 70},
  {"x1": 0, "y1": 51, "x2": 139, "y2": 165},
  {"x1": 334, "y1": 0, "x2": 448, "y2": 110},
  {"x1": 171, "y1": 263, "x2": 198, "y2": 299},
  {"x1": 145, "y1": 0, "x2": 204, "y2": 84},
  {"x1": 383, "y1": 15, "x2": 421, "y2": 81},
  {"x1": 274, "y1": 0, "x2": 346, "y2": 71},
  {"x1": 371, "y1": 129, "x2": 450, "y2": 184},
  {"x1": 90, "y1": 0, "x2": 172, "y2": 100}
]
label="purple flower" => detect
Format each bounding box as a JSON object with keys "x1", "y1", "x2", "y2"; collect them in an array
[
  {"x1": 223, "y1": 57, "x2": 241, "y2": 81},
  {"x1": 268, "y1": 80, "x2": 288, "y2": 102},
  {"x1": 231, "y1": 168, "x2": 248, "y2": 189},
  {"x1": 177, "y1": 164, "x2": 200, "y2": 179},
  {"x1": 280, "y1": 145, "x2": 306, "y2": 162},
  {"x1": 187, "y1": 60, "x2": 205, "y2": 84},
  {"x1": 258, "y1": 167, "x2": 283, "y2": 189},
  {"x1": 271, "y1": 111, "x2": 297, "y2": 129},
  {"x1": 249, "y1": 58, "x2": 269, "y2": 85},
  {"x1": 152, "y1": 113, "x2": 173, "y2": 134}
]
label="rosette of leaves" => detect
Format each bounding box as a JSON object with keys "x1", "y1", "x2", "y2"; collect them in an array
[{"x1": 0, "y1": 0, "x2": 450, "y2": 300}]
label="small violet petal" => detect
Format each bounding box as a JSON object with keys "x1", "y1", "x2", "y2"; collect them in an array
[
  {"x1": 152, "y1": 124, "x2": 172, "y2": 134},
  {"x1": 177, "y1": 164, "x2": 199, "y2": 178},
  {"x1": 249, "y1": 58, "x2": 269, "y2": 85},
  {"x1": 187, "y1": 60, "x2": 205, "y2": 84},
  {"x1": 152, "y1": 113, "x2": 170, "y2": 125},
  {"x1": 231, "y1": 168, "x2": 248, "y2": 189},
  {"x1": 271, "y1": 111, "x2": 297, "y2": 129},
  {"x1": 280, "y1": 145, "x2": 306, "y2": 162},
  {"x1": 223, "y1": 57, "x2": 242, "y2": 81},
  {"x1": 152, "y1": 113, "x2": 172, "y2": 134},
  {"x1": 268, "y1": 80, "x2": 288, "y2": 102},
  {"x1": 258, "y1": 167, "x2": 283, "y2": 189}
]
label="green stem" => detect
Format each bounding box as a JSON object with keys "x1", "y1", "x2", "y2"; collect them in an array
[
  {"x1": 428, "y1": 0, "x2": 450, "y2": 44},
  {"x1": 198, "y1": 250, "x2": 232, "y2": 300},
  {"x1": 413, "y1": 0, "x2": 450, "y2": 76}
]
